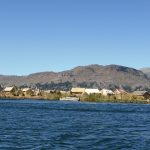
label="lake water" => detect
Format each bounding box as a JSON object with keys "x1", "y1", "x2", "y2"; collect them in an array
[{"x1": 0, "y1": 99, "x2": 150, "y2": 150}]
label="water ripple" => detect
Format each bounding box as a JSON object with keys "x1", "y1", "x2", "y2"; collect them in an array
[{"x1": 0, "y1": 99, "x2": 150, "y2": 149}]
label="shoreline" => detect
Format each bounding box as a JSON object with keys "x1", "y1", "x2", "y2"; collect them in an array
[{"x1": 0, "y1": 96, "x2": 149, "y2": 104}]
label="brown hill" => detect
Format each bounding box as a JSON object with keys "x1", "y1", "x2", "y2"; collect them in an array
[{"x1": 0, "y1": 64, "x2": 150, "y2": 90}]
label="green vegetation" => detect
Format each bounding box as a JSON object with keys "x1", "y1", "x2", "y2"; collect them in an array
[
  {"x1": 80, "y1": 93, "x2": 147, "y2": 104},
  {"x1": 40, "y1": 91, "x2": 61, "y2": 100}
]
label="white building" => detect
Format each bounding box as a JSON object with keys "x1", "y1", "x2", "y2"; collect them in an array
[
  {"x1": 3, "y1": 86, "x2": 15, "y2": 93},
  {"x1": 101, "y1": 89, "x2": 114, "y2": 96},
  {"x1": 22, "y1": 88, "x2": 31, "y2": 92},
  {"x1": 85, "y1": 89, "x2": 101, "y2": 95}
]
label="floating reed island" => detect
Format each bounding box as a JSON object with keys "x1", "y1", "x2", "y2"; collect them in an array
[{"x1": 0, "y1": 86, "x2": 150, "y2": 103}]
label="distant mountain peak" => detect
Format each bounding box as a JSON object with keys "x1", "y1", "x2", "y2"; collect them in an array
[{"x1": 72, "y1": 64, "x2": 103, "y2": 70}]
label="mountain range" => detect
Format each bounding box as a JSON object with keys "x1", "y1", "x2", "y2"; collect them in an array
[{"x1": 0, "y1": 64, "x2": 150, "y2": 91}]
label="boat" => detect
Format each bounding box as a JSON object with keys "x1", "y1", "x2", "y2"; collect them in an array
[{"x1": 59, "y1": 97, "x2": 80, "y2": 101}]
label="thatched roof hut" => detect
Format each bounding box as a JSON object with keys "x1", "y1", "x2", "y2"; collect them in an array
[
  {"x1": 132, "y1": 91, "x2": 150, "y2": 99},
  {"x1": 71, "y1": 88, "x2": 85, "y2": 94}
]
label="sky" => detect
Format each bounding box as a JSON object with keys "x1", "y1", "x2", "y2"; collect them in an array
[{"x1": 0, "y1": 0, "x2": 150, "y2": 75}]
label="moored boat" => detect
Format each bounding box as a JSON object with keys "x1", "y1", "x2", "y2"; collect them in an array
[{"x1": 59, "y1": 97, "x2": 79, "y2": 101}]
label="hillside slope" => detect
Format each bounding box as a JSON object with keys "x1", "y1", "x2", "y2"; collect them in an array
[{"x1": 0, "y1": 64, "x2": 150, "y2": 90}]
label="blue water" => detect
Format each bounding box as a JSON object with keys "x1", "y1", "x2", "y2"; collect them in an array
[{"x1": 0, "y1": 100, "x2": 150, "y2": 150}]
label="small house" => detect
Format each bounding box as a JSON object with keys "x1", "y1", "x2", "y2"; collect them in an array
[
  {"x1": 114, "y1": 88, "x2": 127, "y2": 95},
  {"x1": 71, "y1": 88, "x2": 85, "y2": 95},
  {"x1": 85, "y1": 89, "x2": 101, "y2": 95},
  {"x1": 22, "y1": 88, "x2": 33, "y2": 95},
  {"x1": 132, "y1": 91, "x2": 150, "y2": 99},
  {"x1": 101, "y1": 89, "x2": 114, "y2": 96},
  {"x1": 3, "y1": 86, "x2": 16, "y2": 95}
]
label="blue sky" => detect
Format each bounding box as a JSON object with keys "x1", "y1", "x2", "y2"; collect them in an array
[{"x1": 0, "y1": 0, "x2": 150, "y2": 75}]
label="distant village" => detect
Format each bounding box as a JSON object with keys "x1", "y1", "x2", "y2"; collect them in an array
[{"x1": 0, "y1": 85, "x2": 150, "y2": 103}]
